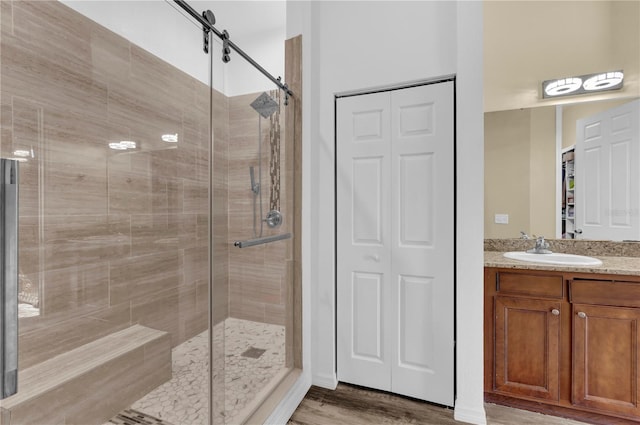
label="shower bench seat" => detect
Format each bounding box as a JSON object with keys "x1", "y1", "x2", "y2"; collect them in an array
[{"x1": 0, "y1": 325, "x2": 171, "y2": 425}]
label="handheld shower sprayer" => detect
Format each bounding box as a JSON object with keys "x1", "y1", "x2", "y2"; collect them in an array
[{"x1": 249, "y1": 166, "x2": 259, "y2": 194}]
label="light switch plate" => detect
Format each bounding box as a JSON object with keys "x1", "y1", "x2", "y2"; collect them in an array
[{"x1": 495, "y1": 214, "x2": 509, "y2": 224}]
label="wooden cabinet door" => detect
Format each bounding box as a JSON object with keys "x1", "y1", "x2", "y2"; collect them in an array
[
  {"x1": 494, "y1": 296, "x2": 561, "y2": 401},
  {"x1": 573, "y1": 303, "x2": 640, "y2": 417}
]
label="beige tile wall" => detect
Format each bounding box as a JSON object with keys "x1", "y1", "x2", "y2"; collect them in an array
[
  {"x1": 228, "y1": 92, "x2": 290, "y2": 326},
  {"x1": 0, "y1": 1, "x2": 221, "y2": 368},
  {"x1": 0, "y1": 0, "x2": 290, "y2": 373}
]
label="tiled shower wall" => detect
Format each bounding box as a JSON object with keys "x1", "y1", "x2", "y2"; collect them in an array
[
  {"x1": 0, "y1": 1, "x2": 229, "y2": 369},
  {"x1": 1, "y1": 0, "x2": 286, "y2": 375},
  {"x1": 228, "y1": 93, "x2": 290, "y2": 326}
]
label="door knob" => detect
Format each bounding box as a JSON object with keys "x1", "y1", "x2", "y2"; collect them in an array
[
  {"x1": 365, "y1": 254, "x2": 380, "y2": 262},
  {"x1": 577, "y1": 311, "x2": 587, "y2": 319},
  {"x1": 551, "y1": 309, "x2": 560, "y2": 316}
]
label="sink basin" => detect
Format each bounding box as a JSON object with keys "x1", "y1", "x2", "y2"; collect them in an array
[{"x1": 503, "y1": 251, "x2": 603, "y2": 266}]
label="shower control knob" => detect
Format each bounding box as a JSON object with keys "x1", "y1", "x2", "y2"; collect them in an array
[{"x1": 265, "y1": 210, "x2": 283, "y2": 228}]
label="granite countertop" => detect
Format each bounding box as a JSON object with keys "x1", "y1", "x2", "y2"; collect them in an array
[{"x1": 485, "y1": 251, "x2": 640, "y2": 276}]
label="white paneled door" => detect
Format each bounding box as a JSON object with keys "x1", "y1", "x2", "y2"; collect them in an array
[
  {"x1": 336, "y1": 82, "x2": 454, "y2": 406},
  {"x1": 576, "y1": 99, "x2": 640, "y2": 241}
]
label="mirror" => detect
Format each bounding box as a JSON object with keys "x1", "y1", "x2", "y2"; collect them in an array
[{"x1": 483, "y1": 1, "x2": 640, "y2": 241}]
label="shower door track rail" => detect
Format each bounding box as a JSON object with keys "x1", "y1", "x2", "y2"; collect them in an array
[
  {"x1": 234, "y1": 233, "x2": 292, "y2": 248},
  {"x1": 173, "y1": 0, "x2": 294, "y2": 100}
]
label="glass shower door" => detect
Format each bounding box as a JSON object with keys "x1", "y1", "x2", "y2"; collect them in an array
[{"x1": 0, "y1": 1, "x2": 211, "y2": 424}]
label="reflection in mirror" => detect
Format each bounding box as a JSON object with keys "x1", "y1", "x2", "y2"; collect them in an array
[
  {"x1": 485, "y1": 106, "x2": 556, "y2": 239},
  {"x1": 483, "y1": 0, "x2": 640, "y2": 241},
  {"x1": 485, "y1": 99, "x2": 638, "y2": 241}
]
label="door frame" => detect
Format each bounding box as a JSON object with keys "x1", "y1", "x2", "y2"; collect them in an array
[{"x1": 333, "y1": 76, "x2": 457, "y2": 403}]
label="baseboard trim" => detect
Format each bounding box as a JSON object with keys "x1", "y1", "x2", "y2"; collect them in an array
[
  {"x1": 454, "y1": 401, "x2": 487, "y2": 425},
  {"x1": 484, "y1": 392, "x2": 640, "y2": 425},
  {"x1": 264, "y1": 370, "x2": 311, "y2": 425},
  {"x1": 312, "y1": 372, "x2": 338, "y2": 390}
]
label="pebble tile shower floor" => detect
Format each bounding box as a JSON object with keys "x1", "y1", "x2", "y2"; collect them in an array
[{"x1": 107, "y1": 318, "x2": 286, "y2": 425}]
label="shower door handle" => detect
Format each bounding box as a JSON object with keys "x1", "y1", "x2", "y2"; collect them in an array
[{"x1": 0, "y1": 159, "x2": 18, "y2": 399}]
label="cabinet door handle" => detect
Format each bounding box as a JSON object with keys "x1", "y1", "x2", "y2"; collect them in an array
[
  {"x1": 551, "y1": 309, "x2": 560, "y2": 316},
  {"x1": 577, "y1": 311, "x2": 587, "y2": 319}
]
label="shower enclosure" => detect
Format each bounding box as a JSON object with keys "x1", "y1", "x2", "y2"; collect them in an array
[{"x1": 0, "y1": 1, "x2": 301, "y2": 424}]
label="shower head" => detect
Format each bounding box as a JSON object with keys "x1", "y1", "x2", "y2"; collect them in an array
[{"x1": 250, "y1": 92, "x2": 279, "y2": 119}]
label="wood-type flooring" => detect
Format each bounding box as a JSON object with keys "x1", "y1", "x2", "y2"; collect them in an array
[{"x1": 288, "y1": 384, "x2": 591, "y2": 425}]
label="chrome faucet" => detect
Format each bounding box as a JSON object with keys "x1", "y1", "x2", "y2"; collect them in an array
[
  {"x1": 520, "y1": 231, "x2": 530, "y2": 240},
  {"x1": 527, "y1": 236, "x2": 552, "y2": 254}
]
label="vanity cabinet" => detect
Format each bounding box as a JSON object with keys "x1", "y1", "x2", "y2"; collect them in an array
[
  {"x1": 572, "y1": 303, "x2": 640, "y2": 418},
  {"x1": 494, "y1": 296, "x2": 561, "y2": 401},
  {"x1": 485, "y1": 268, "x2": 640, "y2": 423},
  {"x1": 570, "y1": 279, "x2": 640, "y2": 418}
]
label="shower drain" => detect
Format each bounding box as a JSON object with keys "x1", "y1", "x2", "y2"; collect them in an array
[
  {"x1": 241, "y1": 347, "x2": 266, "y2": 359},
  {"x1": 108, "y1": 408, "x2": 174, "y2": 425}
]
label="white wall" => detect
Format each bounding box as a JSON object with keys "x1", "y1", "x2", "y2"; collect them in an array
[
  {"x1": 61, "y1": 0, "x2": 216, "y2": 87},
  {"x1": 61, "y1": 0, "x2": 285, "y2": 96},
  {"x1": 298, "y1": 1, "x2": 486, "y2": 423},
  {"x1": 454, "y1": 3, "x2": 485, "y2": 423},
  {"x1": 224, "y1": 28, "x2": 286, "y2": 96}
]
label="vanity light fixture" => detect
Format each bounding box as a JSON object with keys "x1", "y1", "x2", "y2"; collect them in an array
[
  {"x1": 161, "y1": 133, "x2": 178, "y2": 143},
  {"x1": 542, "y1": 70, "x2": 624, "y2": 98},
  {"x1": 583, "y1": 71, "x2": 624, "y2": 91},
  {"x1": 544, "y1": 77, "x2": 583, "y2": 97}
]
